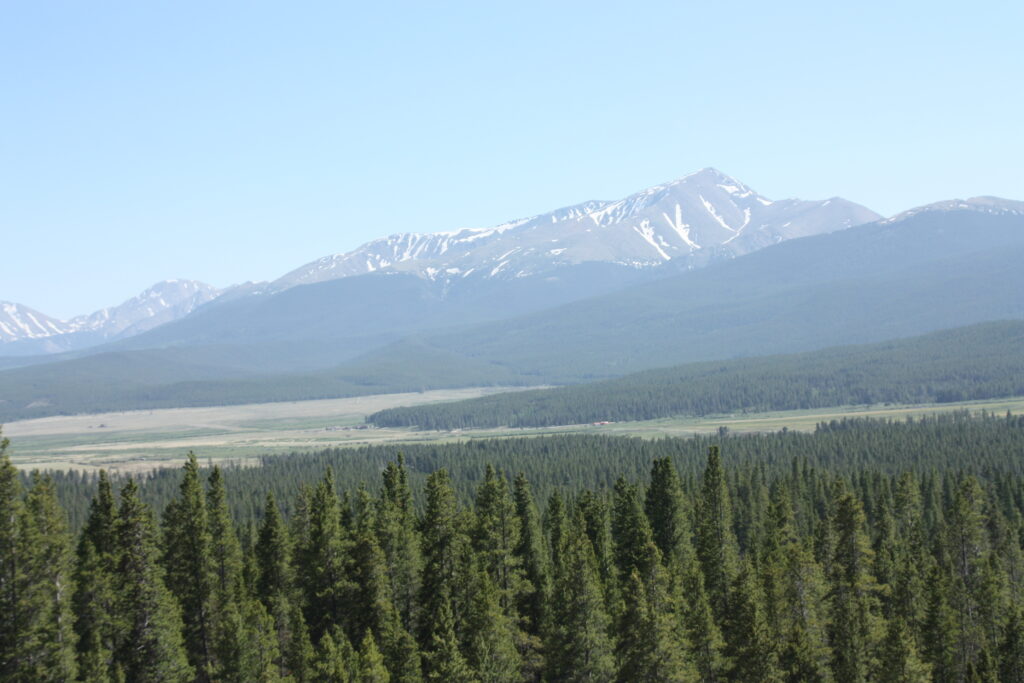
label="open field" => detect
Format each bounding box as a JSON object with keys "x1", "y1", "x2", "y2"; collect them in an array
[{"x1": 4, "y1": 389, "x2": 1024, "y2": 473}]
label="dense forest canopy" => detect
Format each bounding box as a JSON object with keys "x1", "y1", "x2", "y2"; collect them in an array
[
  {"x1": 3, "y1": 411, "x2": 1024, "y2": 681},
  {"x1": 368, "y1": 320, "x2": 1024, "y2": 430}
]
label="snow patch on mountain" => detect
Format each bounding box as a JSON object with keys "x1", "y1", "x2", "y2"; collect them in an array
[
  {"x1": 0, "y1": 280, "x2": 221, "y2": 347},
  {"x1": 273, "y1": 168, "x2": 882, "y2": 291}
]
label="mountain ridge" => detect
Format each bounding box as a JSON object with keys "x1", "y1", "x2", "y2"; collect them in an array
[
  {"x1": 0, "y1": 280, "x2": 221, "y2": 354},
  {"x1": 271, "y1": 167, "x2": 881, "y2": 290}
]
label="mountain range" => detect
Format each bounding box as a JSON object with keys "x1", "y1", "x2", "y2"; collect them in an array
[
  {"x1": 0, "y1": 168, "x2": 877, "y2": 356},
  {"x1": 0, "y1": 280, "x2": 220, "y2": 355},
  {"x1": 1, "y1": 168, "x2": 1022, "y2": 422}
]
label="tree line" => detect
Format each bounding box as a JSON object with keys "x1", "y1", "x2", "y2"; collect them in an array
[
  {"x1": 3, "y1": 413, "x2": 1024, "y2": 681},
  {"x1": 368, "y1": 320, "x2": 1024, "y2": 429}
]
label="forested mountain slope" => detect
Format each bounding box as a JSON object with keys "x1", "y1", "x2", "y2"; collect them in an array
[
  {"x1": 2, "y1": 200, "x2": 1020, "y2": 421},
  {"x1": 368, "y1": 320, "x2": 1024, "y2": 429},
  {"x1": 356, "y1": 202, "x2": 1024, "y2": 381}
]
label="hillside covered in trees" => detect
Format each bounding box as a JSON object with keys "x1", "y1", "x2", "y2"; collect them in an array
[
  {"x1": 4, "y1": 411, "x2": 1024, "y2": 681},
  {"x1": 368, "y1": 320, "x2": 1024, "y2": 430}
]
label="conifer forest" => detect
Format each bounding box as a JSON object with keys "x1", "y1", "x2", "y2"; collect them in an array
[{"x1": 3, "y1": 412, "x2": 1024, "y2": 682}]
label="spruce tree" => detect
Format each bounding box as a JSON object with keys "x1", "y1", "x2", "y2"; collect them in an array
[
  {"x1": 646, "y1": 457, "x2": 693, "y2": 572},
  {"x1": 73, "y1": 470, "x2": 119, "y2": 682},
  {"x1": 615, "y1": 543, "x2": 697, "y2": 683},
  {"x1": 611, "y1": 477, "x2": 656, "y2": 585},
  {"x1": 876, "y1": 615, "x2": 931, "y2": 682},
  {"x1": 544, "y1": 490, "x2": 568, "y2": 580},
  {"x1": 545, "y1": 513, "x2": 615, "y2": 682},
  {"x1": 376, "y1": 456, "x2": 422, "y2": 632},
  {"x1": 357, "y1": 630, "x2": 391, "y2": 683},
  {"x1": 512, "y1": 472, "x2": 549, "y2": 637},
  {"x1": 424, "y1": 597, "x2": 476, "y2": 683},
  {"x1": 722, "y1": 560, "x2": 781, "y2": 682},
  {"x1": 680, "y1": 567, "x2": 726, "y2": 683},
  {"x1": 999, "y1": 610, "x2": 1024, "y2": 683},
  {"x1": 207, "y1": 467, "x2": 251, "y2": 680},
  {"x1": 300, "y1": 469, "x2": 354, "y2": 643},
  {"x1": 315, "y1": 626, "x2": 355, "y2": 682},
  {"x1": 418, "y1": 469, "x2": 468, "y2": 654},
  {"x1": 828, "y1": 486, "x2": 884, "y2": 683},
  {"x1": 161, "y1": 452, "x2": 215, "y2": 679},
  {"x1": 18, "y1": 473, "x2": 79, "y2": 681},
  {"x1": 255, "y1": 492, "x2": 293, "y2": 605},
  {"x1": 694, "y1": 446, "x2": 739, "y2": 623},
  {"x1": 465, "y1": 564, "x2": 521, "y2": 682},
  {"x1": 947, "y1": 476, "x2": 990, "y2": 679},
  {"x1": 472, "y1": 465, "x2": 524, "y2": 617},
  {"x1": 0, "y1": 434, "x2": 27, "y2": 680},
  {"x1": 114, "y1": 479, "x2": 194, "y2": 682}
]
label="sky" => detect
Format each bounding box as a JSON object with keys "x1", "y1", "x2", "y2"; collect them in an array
[{"x1": 2, "y1": 1, "x2": 1022, "y2": 318}]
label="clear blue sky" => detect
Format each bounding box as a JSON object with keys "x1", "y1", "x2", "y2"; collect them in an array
[{"x1": 2, "y1": 1, "x2": 1021, "y2": 318}]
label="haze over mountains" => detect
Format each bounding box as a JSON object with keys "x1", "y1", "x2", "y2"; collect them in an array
[
  {"x1": 0, "y1": 169, "x2": 876, "y2": 356},
  {"x1": 1, "y1": 168, "x2": 1022, "y2": 422},
  {"x1": 270, "y1": 167, "x2": 878, "y2": 290},
  {"x1": 0, "y1": 280, "x2": 220, "y2": 355}
]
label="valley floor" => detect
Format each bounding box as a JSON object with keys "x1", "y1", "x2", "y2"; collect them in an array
[{"x1": 5, "y1": 388, "x2": 1024, "y2": 473}]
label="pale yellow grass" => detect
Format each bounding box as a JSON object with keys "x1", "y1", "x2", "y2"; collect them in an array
[{"x1": 4, "y1": 389, "x2": 1022, "y2": 474}]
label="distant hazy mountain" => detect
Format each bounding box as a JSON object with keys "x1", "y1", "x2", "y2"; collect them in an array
[
  {"x1": 0, "y1": 302, "x2": 67, "y2": 344},
  {"x1": 3, "y1": 169, "x2": 874, "y2": 359},
  {"x1": 0, "y1": 280, "x2": 221, "y2": 355},
  {"x1": 345, "y1": 196, "x2": 1024, "y2": 381},
  {"x1": 1, "y1": 195, "x2": 1020, "y2": 422},
  {"x1": 273, "y1": 167, "x2": 880, "y2": 290}
]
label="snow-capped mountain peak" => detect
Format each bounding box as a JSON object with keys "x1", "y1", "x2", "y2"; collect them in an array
[
  {"x1": 0, "y1": 302, "x2": 67, "y2": 343},
  {"x1": 0, "y1": 280, "x2": 221, "y2": 352},
  {"x1": 273, "y1": 168, "x2": 880, "y2": 290},
  {"x1": 882, "y1": 196, "x2": 1024, "y2": 224}
]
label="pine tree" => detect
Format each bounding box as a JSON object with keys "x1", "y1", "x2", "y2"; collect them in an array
[
  {"x1": 315, "y1": 626, "x2": 355, "y2": 682},
  {"x1": 616, "y1": 544, "x2": 697, "y2": 683},
  {"x1": 465, "y1": 564, "x2": 521, "y2": 682},
  {"x1": 694, "y1": 446, "x2": 739, "y2": 623},
  {"x1": 545, "y1": 514, "x2": 615, "y2": 682},
  {"x1": 0, "y1": 434, "x2": 27, "y2": 680},
  {"x1": 512, "y1": 473, "x2": 548, "y2": 621},
  {"x1": 544, "y1": 490, "x2": 568, "y2": 579},
  {"x1": 73, "y1": 470, "x2": 119, "y2": 682},
  {"x1": 376, "y1": 456, "x2": 422, "y2": 632},
  {"x1": 765, "y1": 503, "x2": 828, "y2": 683},
  {"x1": 357, "y1": 630, "x2": 391, "y2": 683},
  {"x1": 722, "y1": 560, "x2": 781, "y2": 682},
  {"x1": 828, "y1": 486, "x2": 884, "y2": 683},
  {"x1": 999, "y1": 610, "x2": 1024, "y2": 683},
  {"x1": 424, "y1": 597, "x2": 476, "y2": 683},
  {"x1": 646, "y1": 457, "x2": 693, "y2": 572},
  {"x1": 300, "y1": 469, "x2": 354, "y2": 643},
  {"x1": 206, "y1": 466, "x2": 251, "y2": 680},
  {"x1": 378, "y1": 610, "x2": 423, "y2": 683},
  {"x1": 349, "y1": 518, "x2": 399, "y2": 646},
  {"x1": 680, "y1": 567, "x2": 726, "y2": 683},
  {"x1": 876, "y1": 615, "x2": 931, "y2": 682},
  {"x1": 472, "y1": 465, "x2": 524, "y2": 617},
  {"x1": 512, "y1": 472, "x2": 548, "y2": 679},
  {"x1": 947, "y1": 476, "x2": 990, "y2": 679},
  {"x1": 922, "y1": 563, "x2": 958, "y2": 683},
  {"x1": 114, "y1": 479, "x2": 194, "y2": 682},
  {"x1": 611, "y1": 477, "x2": 656, "y2": 585},
  {"x1": 255, "y1": 492, "x2": 293, "y2": 605},
  {"x1": 207, "y1": 467, "x2": 244, "y2": 601},
  {"x1": 227, "y1": 596, "x2": 284, "y2": 683},
  {"x1": 418, "y1": 469, "x2": 468, "y2": 654},
  {"x1": 18, "y1": 473, "x2": 79, "y2": 681},
  {"x1": 161, "y1": 452, "x2": 215, "y2": 679}
]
